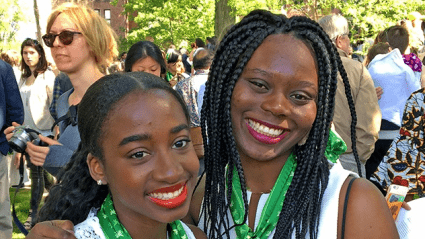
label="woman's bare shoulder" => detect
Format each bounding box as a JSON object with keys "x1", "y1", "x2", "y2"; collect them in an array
[{"x1": 337, "y1": 177, "x2": 399, "y2": 239}]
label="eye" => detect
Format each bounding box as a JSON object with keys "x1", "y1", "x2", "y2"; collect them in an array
[
  {"x1": 290, "y1": 92, "x2": 312, "y2": 103},
  {"x1": 172, "y1": 139, "x2": 191, "y2": 149},
  {"x1": 131, "y1": 150, "x2": 150, "y2": 159},
  {"x1": 249, "y1": 80, "x2": 268, "y2": 90}
]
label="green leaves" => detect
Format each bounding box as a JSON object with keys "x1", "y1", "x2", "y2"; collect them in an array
[
  {"x1": 120, "y1": 0, "x2": 214, "y2": 52},
  {"x1": 118, "y1": 0, "x2": 425, "y2": 53},
  {"x1": 0, "y1": 0, "x2": 25, "y2": 50}
]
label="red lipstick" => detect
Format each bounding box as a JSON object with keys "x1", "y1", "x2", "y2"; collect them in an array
[{"x1": 148, "y1": 183, "x2": 188, "y2": 209}]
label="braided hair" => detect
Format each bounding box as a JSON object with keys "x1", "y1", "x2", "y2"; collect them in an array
[
  {"x1": 37, "y1": 72, "x2": 189, "y2": 224},
  {"x1": 200, "y1": 10, "x2": 359, "y2": 239}
]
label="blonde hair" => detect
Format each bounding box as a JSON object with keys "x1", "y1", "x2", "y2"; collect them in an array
[{"x1": 46, "y1": 3, "x2": 118, "y2": 70}]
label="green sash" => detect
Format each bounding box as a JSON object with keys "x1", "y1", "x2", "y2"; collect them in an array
[
  {"x1": 229, "y1": 130, "x2": 346, "y2": 238},
  {"x1": 97, "y1": 194, "x2": 188, "y2": 239}
]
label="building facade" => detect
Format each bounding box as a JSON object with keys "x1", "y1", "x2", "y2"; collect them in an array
[{"x1": 52, "y1": 0, "x2": 131, "y2": 39}]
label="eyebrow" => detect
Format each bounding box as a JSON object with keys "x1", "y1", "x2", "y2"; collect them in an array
[
  {"x1": 49, "y1": 28, "x2": 78, "y2": 33},
  {"x1": 244, "y1": 68, "x2": 273, "y2": 78},
  {"x1": 170, "y1": 124, "x2": 189, "y2": 134},
  {"x1": 118, "y1": 124, "x2": 189, "y2": 146}
]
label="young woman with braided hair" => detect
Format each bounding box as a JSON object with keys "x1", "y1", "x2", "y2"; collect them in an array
[
  {"x1": 190, "y1": 9, "x2": 397, "y2": 239},
  {"x1": 27, "y1": 9, "x2": 397, "y2": 239}
]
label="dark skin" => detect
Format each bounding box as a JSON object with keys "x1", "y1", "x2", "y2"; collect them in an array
[{"x1": 27, "y1": 34, "x2": 400, "y2": 239}]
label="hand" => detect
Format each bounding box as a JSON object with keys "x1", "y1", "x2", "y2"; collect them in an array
[
  {"x1": 26, "y1": 220, "x2": 76, "y2": 239},
  {"x1": 375, "y1": 86, "x2": 383, "y2": 100},
  {"x1": 4, "y1": 122, "x2": 21, "y2": 141},
  {"x1": 26, "y1": 135, "x2": 62, "y2": 167},
  {"x1": 401, "y1": 201, "x2": 411, "y2": 211},
  {"x1": 14, "y1": 152, "x2": 24, "y2": 169}
]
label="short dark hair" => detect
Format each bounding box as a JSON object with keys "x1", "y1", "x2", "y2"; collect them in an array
[
  {"x1": 20, "y1": 38, "x2": 48, "y2": 78},
  {"x1": 193, "y1": 48, "x2": 213, "y2": 70},
  {"x1": 383, "y1": 25, "x2": 409, "y2": 54},
  {"x1": 166, "y1": 49, "x2": 181, "y2": 64},
  {"x1": 195, "y1": 38, "x2": 205, "y2": 48},
  {"x1": 365, "y1": 42, "x2": 391, "y2": 67},
  {"x1": 124, "y1": 41, "x2": 166, "y2": 74}
]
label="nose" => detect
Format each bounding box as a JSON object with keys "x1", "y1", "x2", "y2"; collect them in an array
[
  {"x1": 52, "y1": 35, "x2": 62, "y2": 47},
  {"x1": 152, "y1": 150, "x2": 184, "y2": 183},
  {"x1": 261, "y1": 91, "x2": 291, "y2": 117}
]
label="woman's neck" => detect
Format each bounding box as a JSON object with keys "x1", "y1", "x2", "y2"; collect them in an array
[
  {"x1": 25, "y1": 70, "x2": 37, "y2": 86},
  {"x1": 240, "y1": 152, "x2": 291, "y2": 194},
  {"x1": 115, "y1": 206, "x2": 169, "y2": 239},
  {"x1": 29, "y1": 66, "x2": 36, "y2": 73},
  {"x1": 67, "y1": 65, "x2": 104, "y2": 106}
]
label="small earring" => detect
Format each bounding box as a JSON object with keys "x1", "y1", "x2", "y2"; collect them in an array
[
  {"x1": 298, "y1": 132, "x2": 309, "y2": 146},
  {"x1": 97, "y1": 179, "x2": 102, "y2": 185}
]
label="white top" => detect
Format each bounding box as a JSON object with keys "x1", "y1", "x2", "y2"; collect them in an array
[
  {"x1": 198, "y1": 161, "x2": 354, "y2": 238},
  {"x1": 368, "y1": 49, "x2": 421, "y2": 126},
  {"x1": 74, "y1": 208, "x2": 196, "y2": 239},
  {"x1": 19, "y1": 70, "x2": 55, "y2": 132},
  {"x1": 19, "y1": 70, "x2": 55, "y2": 135},
  {"x1": 197, "y1": 83, "x2": 205, "y2": 116}
]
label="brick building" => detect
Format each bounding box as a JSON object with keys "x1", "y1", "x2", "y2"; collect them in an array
[{"x1": 52, "y1": 0, "x2": 135, "y2": 39}]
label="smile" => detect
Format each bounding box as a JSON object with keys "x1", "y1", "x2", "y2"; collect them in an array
[
  {"x1": 148, "y1": 183, "x2": 188, "y2": 209},
  {"x1": 246, "y1": 118, "x2": 289, "y2": 144}
]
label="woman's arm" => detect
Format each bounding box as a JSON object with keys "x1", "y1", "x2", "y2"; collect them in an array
[{"x1": 337, "y1": 177, "x2": 399, "y2": 239}]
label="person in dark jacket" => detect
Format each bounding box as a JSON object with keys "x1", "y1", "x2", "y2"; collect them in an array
[{"x1": 0, "y1": 59, "x2": 24, "y2": 239}]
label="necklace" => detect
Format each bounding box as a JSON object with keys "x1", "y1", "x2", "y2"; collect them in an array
[
  {"x1": 97, "y1": 194, "x2": 188, "y2": 239},
  {"x1": 230, "y1": 153, "x2": 297, "y2": 239}
]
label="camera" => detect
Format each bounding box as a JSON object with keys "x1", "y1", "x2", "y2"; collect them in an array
[{"x1": 8, "y1": 126, "x2": 48, "y2": 153}]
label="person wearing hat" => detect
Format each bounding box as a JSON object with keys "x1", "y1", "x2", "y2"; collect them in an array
[{"x1": 407, "y1": 11, "x2": 425, "y2": 50}]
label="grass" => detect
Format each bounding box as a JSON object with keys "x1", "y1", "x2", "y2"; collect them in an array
[{"x1": 9, "y1": 187, "x2": 33, "y2": 239}]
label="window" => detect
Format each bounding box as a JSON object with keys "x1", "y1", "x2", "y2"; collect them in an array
[
  {"x1": 94, "y1": 9, "x2": 100, "y2": 15},
  {"x1": 104, "y1": 9, "x2": 111, "y2": 24}
]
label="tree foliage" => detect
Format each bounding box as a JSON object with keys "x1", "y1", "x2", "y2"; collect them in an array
[
  {"x1": 252, "y1": 0, "x2": 425, "y2": 45},
  {"x1": 0, "y1": 0, "x2": 25, "y2": 51},
  {"x1": 113, "y1": 0, "x2": 214, "y2": 52},
  {"x1": 116, "y1": 0, "x2": 425, "y2": 53}
]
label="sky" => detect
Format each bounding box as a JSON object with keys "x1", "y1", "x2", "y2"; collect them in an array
[{"x1": 16, "y1": 0, "x2": 53, "y2": 60}]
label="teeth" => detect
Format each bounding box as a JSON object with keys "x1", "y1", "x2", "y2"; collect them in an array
[
  {"x1": 248, "y1": 119, "x2": 284, "y2": 137},
  {"x1": 149, "y1": 186, "x2": 184, "y2": 200}
]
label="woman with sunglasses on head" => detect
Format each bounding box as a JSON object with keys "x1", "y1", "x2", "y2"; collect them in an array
[
  {"x1": 13, "y1": 38, "x2": 56, "y2": 229},
  {"x1": 5, "y1": 2, "x2": 117, "y2": 177}
]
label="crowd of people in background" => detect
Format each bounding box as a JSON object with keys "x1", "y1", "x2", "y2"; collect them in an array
[{"x1": 0, "y1": 2, "x2": 424, "y2": 239}]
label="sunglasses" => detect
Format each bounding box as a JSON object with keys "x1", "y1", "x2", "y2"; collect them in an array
[
  {"x1": 42, "y1": 31, "x2": 82, "y2": 47},
  {"x1": 24, "y1": 38, "x2": 39, "y2": 45}
]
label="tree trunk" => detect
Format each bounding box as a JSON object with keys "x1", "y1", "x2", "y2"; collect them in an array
[
  {"x1": 215, "y1": 0, "x2": 235, "y2": 42},
  {"x1": 33, "y1": 0, "x2": 42, "y2": 44}
]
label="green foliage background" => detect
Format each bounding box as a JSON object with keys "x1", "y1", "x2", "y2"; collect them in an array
[
  {"x1": 114, "y1": 0, "x2": 215, "y2": 52},
  {"x1": 0, "y1": 0, "x2": 25, "y2": 51},
  {"x1": 113, "y1": 0, "x2": 425, "y2": 53}
]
